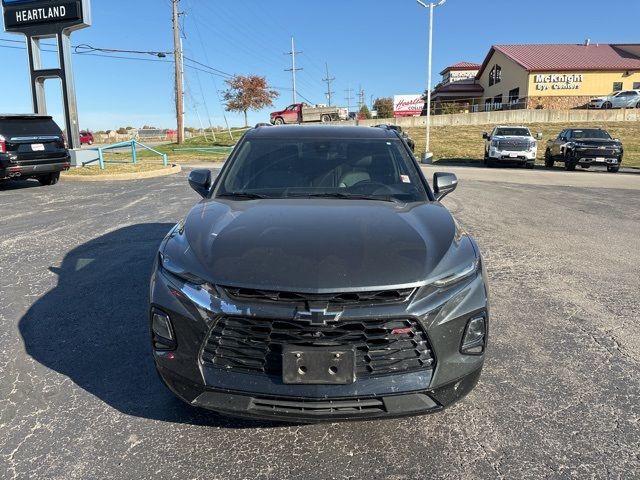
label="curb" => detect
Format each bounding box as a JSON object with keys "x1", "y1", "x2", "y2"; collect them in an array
[{"x1": 62, "y1": 164, "x2": 182, "y2": 182}]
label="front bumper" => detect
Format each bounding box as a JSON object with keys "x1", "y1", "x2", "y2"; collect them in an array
[
  {"x1": 489, "y1": 148, "x2": 536, "y2": 162},
  {"x1": 574, "y1": 154, "x2": 622, "y2": 166},
  {"x1": 150, "y1": 249, "x2": 489, "y2": 422},
  {"x1": 157, "y1": 362, "x2": 482, "y2": 422}
]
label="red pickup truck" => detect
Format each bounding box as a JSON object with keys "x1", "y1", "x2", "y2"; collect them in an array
[{"x1": 270, "y1": 103, "x2": 348, "y2": 125}]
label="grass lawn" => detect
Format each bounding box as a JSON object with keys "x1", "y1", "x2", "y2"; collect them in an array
[
  {"x1": 406, "y1": 122, "x2": 640, "y2": 168},
  {"x1": 63, "y1": 162, "x2": 174, "y2": 176}
]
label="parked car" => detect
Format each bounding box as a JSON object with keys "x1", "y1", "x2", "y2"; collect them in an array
[
  {"x1": 270, "y1": 103, "x2": 348, "y2": 125},
  {"x1": 482, "y1": 126, "x2": 541, "y2": 169},
  {"x1": 79, "y1": 131, "x2": 94, "y2": 145},
  {"x1": 150, "y1": 125, "x2": 489, "y2": 423},
  {"x1": 375, "y1": 124, "x2": 416, "y2": 152},
  {"x1": 545, "y1": 128, "x2": 623, "y2": 172},
  {"x1": 589, "y1": 90, "x2": 640, "y2": 109},
  {"x1": 0, "y1": 114, "x2": 70, "y2": 186}
]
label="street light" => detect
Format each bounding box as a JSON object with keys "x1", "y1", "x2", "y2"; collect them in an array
[{"x1": 416, "y1": 0, "x2": 447, "y2": 163}]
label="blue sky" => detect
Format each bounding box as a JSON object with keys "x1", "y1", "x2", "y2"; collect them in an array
[{"x1": 0, "y1": 0, "x2": 638, "y2": 130}]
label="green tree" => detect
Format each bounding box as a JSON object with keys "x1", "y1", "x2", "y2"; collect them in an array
[
  {"x1": 373, "y1": 97, "x2": 394, "y2": 119},
  {"x1": 223, "y1": 74, "x2": 279, "y2": 127},
  {"x1": 359, "y1": 104, "x2": 372, "y2": 120}
]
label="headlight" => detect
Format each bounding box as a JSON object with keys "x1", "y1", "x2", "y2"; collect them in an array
[
  {"x1": 530, "y1": 141, "x2": 537, "y2": 150},
  {"x1": 461, "y1": 315, "x2": 487, "y2": 355},
  {"x1": 151, "y1": 309, "x2": 176, "y2": 350},
  {"x1": 159, "y1": 252, "x2": 206, "y2": 285},
  {"x1": 432, "y1": 257, "x2": 480, "y2": 288},
  {"x1": 490, "y1": 140, "x2": 499, "y2": 148}
]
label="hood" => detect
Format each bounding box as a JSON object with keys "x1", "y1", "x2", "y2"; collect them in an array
[
  {"x1": 492, "y1": 135, "x2": 532, "y2": 140},
  {"x1": 163, "y1": 199, "x2": 475, "y2": 292}
]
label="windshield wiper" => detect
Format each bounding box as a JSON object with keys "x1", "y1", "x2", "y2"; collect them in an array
[
  {"x1": 286, "y1": 192, "x2": 399, "y2": 203},
  {"x1": 217, "y1": 192, "x2": 270, "y2": 200}
]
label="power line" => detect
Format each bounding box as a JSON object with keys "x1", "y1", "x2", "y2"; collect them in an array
[
  {"x1": 322, "y1": 63, "x2": 335, "y2": 106},
  {"x1": 284, "y1": 37, "x2": 303, "y2": 104}
]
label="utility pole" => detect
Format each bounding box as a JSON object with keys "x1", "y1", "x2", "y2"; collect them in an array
[
  {"x1": 322, "y1": 62, "x2": 335, "y2": 106},
  {"x1": 344, "y1": 87, "x2": 354, "y2": 116},
  {"x1": 284, "y1": 37, "x2": 303, "y2": 104},
  {"x1": 357, "y1": 86, "x2": 365, "y2": 111},
  {"x1": 172, "y1": 0, "x2": 184, "y2": 144}
]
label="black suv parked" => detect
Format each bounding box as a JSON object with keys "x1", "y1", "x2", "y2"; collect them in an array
[
  {"x1": 545, "y1": 128, "x2": 623, "y2": 173},
  {"x1": 0, "y1": 115, "x2": 70, "y2": 185},
  {"x1": 150, "y1": 125, "x2": 489, "y2": 422}
]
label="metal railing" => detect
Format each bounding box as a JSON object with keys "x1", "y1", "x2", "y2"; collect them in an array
[{"x1": 84, "y1": 140, "x2": 169, "y2": 169}]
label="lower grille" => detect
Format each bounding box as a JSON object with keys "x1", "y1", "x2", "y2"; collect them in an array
[
  {"x1": 201, "y1": 316, "x2": 434, "y2": 378},
  {"x1": 250, "y1": 396, "x2": 385, "y2": 415},
  {"x1": 579, "y1": 148, "x2": 616, "y2": 157}
]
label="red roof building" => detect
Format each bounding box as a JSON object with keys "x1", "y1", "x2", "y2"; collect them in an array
[{"x1": 474, "y1": 43, "x2": 640, "y2": 110}]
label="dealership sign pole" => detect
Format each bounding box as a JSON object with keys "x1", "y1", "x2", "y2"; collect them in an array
[{"x1": 2, "y1": 0, "x2": 91, "y2": 150}]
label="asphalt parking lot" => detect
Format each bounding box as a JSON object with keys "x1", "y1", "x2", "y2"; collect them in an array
[{"x1": 1, "y1": 166, "x2": 639, "y2": 479}]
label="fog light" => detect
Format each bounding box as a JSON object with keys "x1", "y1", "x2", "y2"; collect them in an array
[
  {"x1": 152, "y1": 310, "x2": 176, "y2": 350},
  {"x1": 461, "y1": 316, "x2": 486, "y2": 355}
]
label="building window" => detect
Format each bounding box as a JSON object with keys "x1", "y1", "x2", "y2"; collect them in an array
[
  {"x1": 494, "y1": 94, "x2": 503, "y2": 110},
  {"x1": 508, "y1": 88, "x2": 520, "y2": 104},
  {"x1": 633, "y1": 82, "x2": 640, "y2": 90},
  {"x1": 489, "y1": 65, "x2": 502, "y2": 86},
  {"x1": 612, "y1": 82, "x2": 623, "y2": 92}
]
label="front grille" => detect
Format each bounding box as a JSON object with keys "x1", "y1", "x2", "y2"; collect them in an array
[
  {"x1": 201, "y1": 316, "x2": 434, "y2": 377},
  {"x1": 250, "y1": 396, "x2": 385, "y2": 415},
  {"x1": 221, "y1": 286, "x2": 416, "y2": 306},
  {"x1": 579, "y1": 148, "x2": 616, "y2": 157},
  {"x1": 496, "y1": 140, "x2": 530, "y2": 151}
]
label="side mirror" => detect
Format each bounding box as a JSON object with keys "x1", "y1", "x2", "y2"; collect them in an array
[
  {"x1": 536, "y1": 132, "x2": 543, "y2": 140},
  {"x1": 188, "y1": 169, "x2": 212, "y2": 198},
  {"x1": 482, "y1": 132, "x2": 489, "y2": 139},
  {"x1": 433, "y1": 172, "x2": 458, "y2": 201}
]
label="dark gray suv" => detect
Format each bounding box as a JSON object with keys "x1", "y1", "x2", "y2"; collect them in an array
[{"x1": 150, "y1": 125, "x2": 489, "y2": 422}]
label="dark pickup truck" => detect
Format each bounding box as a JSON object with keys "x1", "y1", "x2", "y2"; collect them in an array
[
  {"x1": 0, "y1": 114, "x2": 70, "y2": 185},
  {"x1": 544, "y1": 128, "x2": 623, "y2": 173}
]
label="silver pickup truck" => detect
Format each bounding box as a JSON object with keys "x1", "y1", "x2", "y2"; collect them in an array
[{"x1": 482, "y1": 126, "x2": 542, "y2": 169}]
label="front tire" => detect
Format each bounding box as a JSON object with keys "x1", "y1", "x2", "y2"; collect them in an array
[
  {"x1": 525, "y1": 162, "x2": 535, "y2": 169},
  {"x1": 544, "y1": 149, "x2": 554, "y2": 168},
  {"x1": 38, "y1": 172, "x2": 60, "y2": 186},
  {"x1": 607, "y1": 166, "x2": 620, "y2": 173},
  {"x1": 602, "y1": 102, "x2": 612, "y2": 109},
  {"x1": 274, "y1": 117, "x2": 284, "y2": 125},
  {"x1": 564, "y1": 151, "x2": 576, "y2": 171}
]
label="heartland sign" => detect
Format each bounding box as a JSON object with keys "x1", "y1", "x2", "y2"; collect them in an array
[
  {"x1": 2, "y1": 0, "x2": 90, "y2": 34},
  {"x1": 394, "y1": 95, "x2": 425, "y2": 117}
]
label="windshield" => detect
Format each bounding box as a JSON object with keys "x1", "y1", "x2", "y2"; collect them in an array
[
  {"x1": 494, "y1": 128, "x2": 530, "y2": 136},
  {"x1": 216, "y1": 138, "x2": 428, "y2": 203},
  {"x1": 570, "y1": 129, "x2": 612, "y2": 140}
]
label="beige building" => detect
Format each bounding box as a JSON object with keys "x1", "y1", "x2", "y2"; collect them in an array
[{"x1": 435, "y1": 43, "x2": 640, "y2": 112}]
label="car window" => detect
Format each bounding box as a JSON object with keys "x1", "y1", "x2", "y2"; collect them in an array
[
  {"x1": 570, "y1": 129, "x2": 612, "y2": 140},
  {"x1": 217, "y1": 138, "x2": 428, "y2": 203},
  {"x1": 494, "y1": 128, "x2": 531, "y2": 136}
]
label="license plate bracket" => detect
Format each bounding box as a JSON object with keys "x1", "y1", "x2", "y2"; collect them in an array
[
  {"x1": 509, "y1": 153, "x2": 519, "y2": 158},
  {"x1": 282, "y1": 346, "x2": 355, "y2": 385},
  {"x1": 31, "y1": 143, "x2": 45, "y2": 152}
]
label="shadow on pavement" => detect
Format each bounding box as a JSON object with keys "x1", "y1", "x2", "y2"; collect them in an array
[
  {"x1": 18, "y1": 223, "x2": 283, "y2": 429},
  {"x1": 0, "y1": 179, "x2": 43, "y2": 191}
]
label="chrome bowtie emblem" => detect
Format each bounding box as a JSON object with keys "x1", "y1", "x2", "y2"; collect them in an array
[{"x1": 296, "y1": 305, "x2": 342, "y2": 326}]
